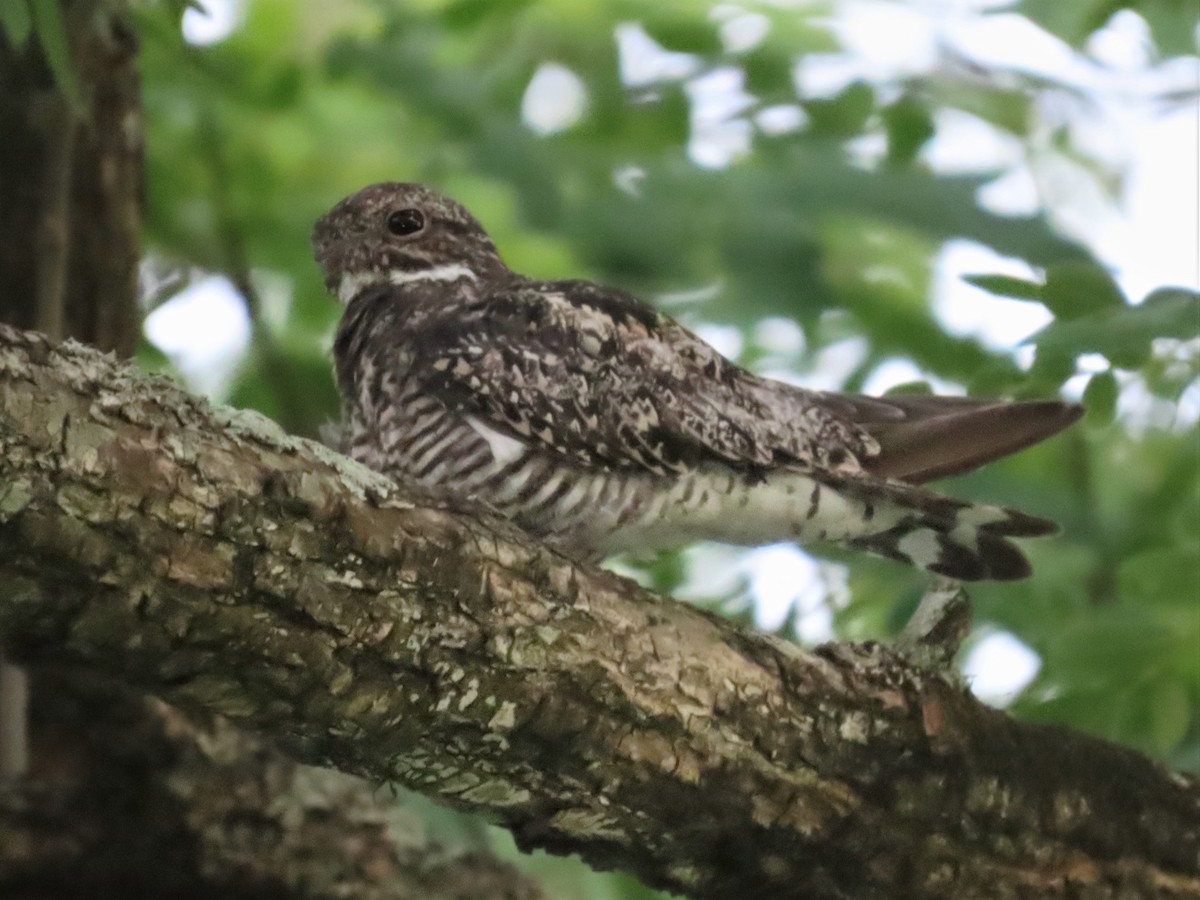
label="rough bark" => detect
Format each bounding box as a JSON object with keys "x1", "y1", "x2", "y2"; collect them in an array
[
  {"x1": 0, "y1": 667, "x2": 545, "y2": 900},
  {"x1": 0, "y1": 323, "x2": 1197, "y2": 900}
]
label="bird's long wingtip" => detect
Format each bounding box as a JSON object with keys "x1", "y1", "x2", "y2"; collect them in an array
[{"x1": 864, "y1": 397, "x2": 1086, "y2": 484}]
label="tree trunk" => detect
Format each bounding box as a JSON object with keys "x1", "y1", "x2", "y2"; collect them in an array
[
  {"x1": 0, "y1": 0, "x2": 141, "y2": 353},
  {"x1": 1, "y1": 323, "x2": 1196, "y2": 900}
]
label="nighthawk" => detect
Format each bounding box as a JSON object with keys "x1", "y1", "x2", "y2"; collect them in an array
[{"x1": 313, "y1": 183, "x2": 1082, "y2": 580}]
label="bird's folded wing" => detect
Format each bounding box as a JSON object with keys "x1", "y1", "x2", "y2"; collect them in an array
[
  {"x1": 814, "y1": 393, "x2": 1084, "y2": 484},
  {"x1": 404, "y1": 283, "x2": 874, "y2": 476},
  {"x1": 400, "y1": 282, "x2": 1081, "y2": 482}
]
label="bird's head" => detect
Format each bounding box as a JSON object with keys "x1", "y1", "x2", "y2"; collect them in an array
[{"x1": 312, "y1": 182, "x2": 508, "y2": 304}]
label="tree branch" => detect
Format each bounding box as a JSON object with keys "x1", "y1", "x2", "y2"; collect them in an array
[
  {"x1": 0, "y1": 667, "x2": 546, "y2": 900},
  {"x1": 0, "y1": 323, "x2": 1196, "y2": 900}
]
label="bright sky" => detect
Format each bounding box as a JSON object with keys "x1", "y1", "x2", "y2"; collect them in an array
[{"x1": 154, "y1": 0, "x2": 1198, "y2": 707}]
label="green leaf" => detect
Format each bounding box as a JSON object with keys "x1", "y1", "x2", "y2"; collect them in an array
[
  {"x1": 1021, "y1": 0, "x2": 1200, "y2": 57},
  {"x1": 1041, "y1": 260, "x2": 1127, "y2": 320},
  {"x1": 640, "y1": 16, "x2": 720, "y2": 55},
  {"x1": 963, "y1": 273, "x2": 1044, "y2": 301},
  {"x1": 1017, "y1": 0, "x2": 1117, "y2": 47},
  {"x1": 442, "y1": 0, "x2": 532, "y2": 32},
  {"x1": 1139, "y1": 0, "x2": 1200, "y2": 57},
  {"x1": 1113, "y1": 677, "x2": 1194, "y2": 756},
  {"x1": 1082, "y1": 371, "x2": 1117, "y2": 426},
  {"x1": 0, "y1": 0, "x2": 33, "y2": 46},
  {"x1": 133, "y1": 338, "x2": 174, "y2": 376},
  {"x1": 1118, "y1": 547, "x2": 1200, "y2": 616},
  {"x1": 804, "y1": 81, "x2": 875, "y2": 136},
  {"x1": 743, "y1": 47, "x2": 795, "y2": 98},
  {"x1": 1145, "y1": 680, "x2": 1193, "y2": 756},
  {"x1": 1024, "y1": 350, "x2": 1077, "y2": 393},
  {"x1": 882, "y1": 94, "x2": 935, "y2": 165},
  {"x1": 1030, "y1": 288, "x2": 1200, "y2": 368},
  {"x1": 29, "y1": 0, "x2": 83, "y2": 115},
  {"x1": 950, "y1": 84, "x2": 1033, "y2": 136},
  {"x1": 1047, "y1": 609, "x2": 1181, "y2": 683},
  {"x1": 883, "y1": 380, "x2": 935, "y2": 396},
  {"x1": 754, "y1": 144, "x2": 1090, "y2": 268}
]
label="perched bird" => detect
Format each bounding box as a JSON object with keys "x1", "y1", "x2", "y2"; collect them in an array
[{"x1": 313, "y1": 183, "x2": 1082, "y2": 580}]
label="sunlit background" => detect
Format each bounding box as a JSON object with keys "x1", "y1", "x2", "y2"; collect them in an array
[{"x1": 144, "y1": 0, "x2": 1198, "y2": 715}]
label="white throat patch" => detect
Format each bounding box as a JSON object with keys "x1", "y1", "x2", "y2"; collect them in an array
[{"x1": 337, "y1": 264, "x2": 479, "y2": 305}]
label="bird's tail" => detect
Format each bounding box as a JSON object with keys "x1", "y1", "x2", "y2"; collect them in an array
[
  {"x1": 597, "y1": 467, "x2": 1059, "y2": 581},
  {"x1": 815, "y1": 471, "x2": 1056, "y2": 581}
]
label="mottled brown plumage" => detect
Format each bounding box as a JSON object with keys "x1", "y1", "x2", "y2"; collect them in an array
[{"x1": 314, "y1": 183, "x2": 1082, "y2": 580}]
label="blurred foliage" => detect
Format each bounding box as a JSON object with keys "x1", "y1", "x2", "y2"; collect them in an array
[
  {"x1": 124, "y1": 0, "x2": 1199, "y2": 893},
  {"x1": 1, "y1": 0, "x2": 84, "y2": 111}
]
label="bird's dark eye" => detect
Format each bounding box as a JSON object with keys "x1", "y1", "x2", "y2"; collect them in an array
[{"x1": 386, "y1": 208, "x2": 425, "y2": 236}]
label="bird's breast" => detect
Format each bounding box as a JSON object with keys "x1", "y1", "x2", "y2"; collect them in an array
[{"x1": 342, "y1": 383, "x2": 655, "y2": 555}]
